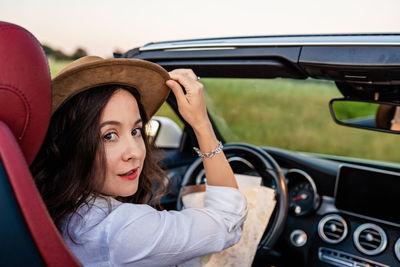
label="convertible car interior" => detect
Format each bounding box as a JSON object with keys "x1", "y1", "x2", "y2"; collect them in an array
[
  {"x1": 2, "y1": 20, "x2": 400, "y2": 267},
  {"x1": 119, "y1": 35, "x2": 400, "y2": 267}
]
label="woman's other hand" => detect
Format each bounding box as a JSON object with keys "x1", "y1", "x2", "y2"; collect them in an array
[{"x1": 166, "y1": 69, "x2": 209, "y2": 131}]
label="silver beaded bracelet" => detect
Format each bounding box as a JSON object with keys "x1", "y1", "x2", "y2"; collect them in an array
[{"x1": 193, "y1": 141, "x2": 223, "y2": 159}]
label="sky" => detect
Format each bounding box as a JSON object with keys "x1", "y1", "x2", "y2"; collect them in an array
[{"x1": 2, "y1": 0, "x2": 400, "y2": 57}]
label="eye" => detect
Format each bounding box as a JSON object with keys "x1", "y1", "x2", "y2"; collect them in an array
[
  {"x1": 103, "y1": 132, "x2": 118, "y2": 142},
  {"x1": 132, "y1": 127, "x2": 143, "y2": 137}
]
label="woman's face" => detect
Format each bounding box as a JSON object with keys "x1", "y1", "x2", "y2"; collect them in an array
[{"x1": 98, "y1": 89, "x2": 146, "y2": 197}]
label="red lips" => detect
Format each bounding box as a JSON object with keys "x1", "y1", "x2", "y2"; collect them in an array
[{"x1": 118, "y1": 167, "x2": 139, "y2": 180}]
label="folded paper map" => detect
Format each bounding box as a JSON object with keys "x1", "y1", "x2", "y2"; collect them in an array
[{"x1": 180, "y1": 174, "x2": 276, "y2": 267}]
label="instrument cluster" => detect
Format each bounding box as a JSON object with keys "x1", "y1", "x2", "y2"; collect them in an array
[{"x1": 286, "y1": 169, "x2": 320, "y2": 216}]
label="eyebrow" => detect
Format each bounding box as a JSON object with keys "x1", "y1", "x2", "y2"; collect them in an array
[{"x1": 100, "y1": 118, "x2": 142, "y2": 129}]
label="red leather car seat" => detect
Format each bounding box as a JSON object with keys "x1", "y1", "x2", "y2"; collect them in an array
[{"x1": 0, "y1": 21, "x2": 80, "y2": 266}]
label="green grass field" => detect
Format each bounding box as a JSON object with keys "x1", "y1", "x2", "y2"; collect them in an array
[
  {"x1": 49, "y1": 60, "x2": 399, "y2": 163},
  {"x1": 48, "y1": 58, "x2": 73, "y2": 77}
]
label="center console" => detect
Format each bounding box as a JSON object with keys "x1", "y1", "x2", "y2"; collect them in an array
[{"x1": 310, "y1": 165, "x2": 400, "y2": 266}]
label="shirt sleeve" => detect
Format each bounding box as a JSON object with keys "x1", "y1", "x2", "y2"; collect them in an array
[
  {"x1": 205, "y1": 184, "x2": 248, "y2": 232},
  {"x1": 108, "y1": 186, "x2": 247, "y2": 267}
]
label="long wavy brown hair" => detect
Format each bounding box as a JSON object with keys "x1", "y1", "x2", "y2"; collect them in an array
[{"x1": 31, "y1": 84, "x2": 169, "y2": 228}]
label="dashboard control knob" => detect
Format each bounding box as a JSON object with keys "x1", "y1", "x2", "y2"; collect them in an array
[
  {"x1": 294, "y1": 205, "x2": 302, "y2": 214},
  {"x1": 290, "y1": 229, "x2": 307, "y2": 247}
]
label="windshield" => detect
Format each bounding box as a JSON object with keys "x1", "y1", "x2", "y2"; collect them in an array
[
  {"x1": 49, "y1": 57, "x2": 398, "y2": 164},
  {"x1": 198, "y1": 78, "x2": 398, "y2": 163}
]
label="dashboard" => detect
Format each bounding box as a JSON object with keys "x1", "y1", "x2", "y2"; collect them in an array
[
  {"x1": 266, "y1": 149, "x2": 400, "y2": 267},
  {"x1": 162, "y1": 147, "x2": 400, "y2": 266}
]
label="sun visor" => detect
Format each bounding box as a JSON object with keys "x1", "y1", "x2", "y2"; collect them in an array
[{"x1": 126, "y1": 46, "x2": 307, "y2": 79}]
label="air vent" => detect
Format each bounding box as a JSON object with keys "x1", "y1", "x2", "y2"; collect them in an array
[
  {"x1": 354, "y1": 223, "x2": 387, "y2": 255},
  {"x1": 319, "y1": 247, "x2": 390, "y2": 267},
  {"x1": 395, "y1": 238, "x2": 400, "y2": 262},
  {"x1": 318, "y1": 214, "x2": 348, "y2": 244}
]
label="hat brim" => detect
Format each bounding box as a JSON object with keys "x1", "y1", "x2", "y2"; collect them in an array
[{"x1": 52, "y1": 57, "x2": 170, "y2": 118}]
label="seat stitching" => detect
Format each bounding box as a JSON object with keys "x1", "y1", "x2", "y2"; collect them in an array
[{"x1": 0, "y1": 85, "x2": 31, "y2": 142}]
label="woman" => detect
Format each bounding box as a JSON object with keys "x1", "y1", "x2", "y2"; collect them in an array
[
  {"x1": 31, "y1": 56, "x2": 247, "y2": 266},
  {"x1": 375, "y1": 104, "x2": 400, "y2": 131}
]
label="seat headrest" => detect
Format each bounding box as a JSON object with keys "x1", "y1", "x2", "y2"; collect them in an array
[{"x1": 0, "y1": 21, "x2": 51, "y2": 164}]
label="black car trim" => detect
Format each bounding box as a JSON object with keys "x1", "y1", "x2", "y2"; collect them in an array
[{"x1": 139, "y1": 34, "x2": 400, "y2": 52}]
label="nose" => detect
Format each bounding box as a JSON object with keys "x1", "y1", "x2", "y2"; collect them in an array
[{"x1": 121, "y1": 136, "x2": 145, "y2": 162}]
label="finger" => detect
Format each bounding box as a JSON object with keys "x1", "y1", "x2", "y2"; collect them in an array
[
  {"x1": 169, "y1": 69, "x2": 197, "y2": 81},
  {"x1": 166, "y1": 80, "x2": 187, "y2": 104},
  {"x1": 169, "y1": 72, "x2": 199, "y2": 93}
]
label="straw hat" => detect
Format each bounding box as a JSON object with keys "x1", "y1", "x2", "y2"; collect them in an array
[{"x1": 52, "y1": 56, "x2": 170, "y2": 117}]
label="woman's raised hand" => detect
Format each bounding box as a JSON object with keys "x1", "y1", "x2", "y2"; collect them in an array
[
  {"x1": 166, "y1": 70, "x2": 237, "y2": 189},
  {"x1": 166, "y1": 69, "x2": 209, "y2": 131}
]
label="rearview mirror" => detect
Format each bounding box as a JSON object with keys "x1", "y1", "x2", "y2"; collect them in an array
[{"x1": 329, "y1": 98, "x2": 400, "y2": 134}]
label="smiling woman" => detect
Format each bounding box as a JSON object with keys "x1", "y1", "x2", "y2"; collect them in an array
[
  {"x1": 31, "y1": 56, "x2": 248, "y2": 266},
  {"x1": 31, "y1": 84, "x2": 167, "y2": 226},
  {"x1": 98, "y1": 89, "x2": 146, "y2": 198}
]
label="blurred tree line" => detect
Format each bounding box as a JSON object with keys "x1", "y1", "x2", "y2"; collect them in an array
[{"x1": 42, "y1": 44, "x2": 87, "y2": 60}]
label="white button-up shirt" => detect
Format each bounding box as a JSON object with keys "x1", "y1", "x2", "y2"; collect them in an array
[{"x1": 61, "y1": 185, "x2": 248, "y2": 267}]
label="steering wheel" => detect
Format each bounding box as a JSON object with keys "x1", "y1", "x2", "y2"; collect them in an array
[{"x1": 177, "y1": 143, "x2": 288, "y2": 250}]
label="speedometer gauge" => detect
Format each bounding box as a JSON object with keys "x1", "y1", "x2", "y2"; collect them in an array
[{"x1": 286, "y1": 169, "x2": 320, "y2": 216}]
